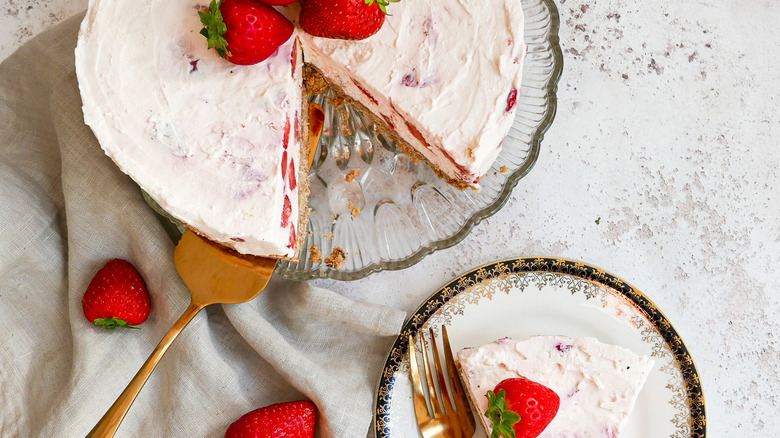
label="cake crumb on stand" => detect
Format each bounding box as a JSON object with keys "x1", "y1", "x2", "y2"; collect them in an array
[
  {"x1": 348, "y1": 201, "x2": 362, "y2": 219},
  {"x1": 344, "y1": 169, "x2": 361, "y2": 182},
  {"x1": 324, "y1": 247, "x2": 348, "y2": 269},
  {"x1": 309, "y1": 244, "x2": 323, "y2": 263}
]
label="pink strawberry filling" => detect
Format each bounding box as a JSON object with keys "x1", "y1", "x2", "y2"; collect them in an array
[
  {"x1": 287, "y1": 223, "x2": 296, "y2": 248},
  {"x1": 288, "y1": 159, "x2": 297, "y2": 190},
  {"x1": 283, "y1": 116, "x2": 290, "y2": 149},
  {"x1": 351, "y1": 78, "x2": 378, "y2": 105},
  {"x1": 281, "y1": 150, "x2": 288, "y2": 180},
  {"x1": 281, "y1": 195, "x2": 291, "y2": 227},
  {"x1": 506, "y1": 88, "x2": 518, "y2": 112}
]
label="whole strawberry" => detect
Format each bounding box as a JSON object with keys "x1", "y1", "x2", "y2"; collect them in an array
[
  {"x1": 82, "y1": 259, "x2": 151, "y2": 330},
  {"x1": 199, "y1": 0, "x2": 294, "y2": 65},
  {"x1": 225, "y1": 400, "x2": 316, "y2": 438},
  {"x1": 485, "y1": 378, "x2": 560, "y2": 438},
  {"x1": 260, "y1": 0, "x2": 298, "y2": 4},
  {"x1": 299, "y1": 0, "x2": 397, "y2": 40}
]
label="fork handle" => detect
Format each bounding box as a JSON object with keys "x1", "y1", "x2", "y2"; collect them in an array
[{"x1": 86, "y1": 302, "x2": 205, "y2": 438}]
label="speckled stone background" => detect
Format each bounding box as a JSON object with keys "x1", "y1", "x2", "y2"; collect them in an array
[{"x1": 3, "y1": 0, "x2": 778, "y2": 436}]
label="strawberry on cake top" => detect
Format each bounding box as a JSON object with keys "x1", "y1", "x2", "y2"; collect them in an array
[{"x1": 75, "y1": 0, "x2": 526, "y2": 258}]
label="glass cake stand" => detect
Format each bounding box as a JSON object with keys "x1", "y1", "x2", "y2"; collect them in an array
[{"x1": 146, "y1": 0, "x2": 562, "y2": 281}]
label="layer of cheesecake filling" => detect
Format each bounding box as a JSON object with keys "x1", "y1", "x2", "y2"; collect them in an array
[
  {"x1": 76, "y1": 0, "x2": 307, "y2": 260},
  {"x1": 295, "y1": 0, "x2": 526, "y2": 189},
  {"x1": 457, "y1": 336, "x2": 655, "y2": 437}
]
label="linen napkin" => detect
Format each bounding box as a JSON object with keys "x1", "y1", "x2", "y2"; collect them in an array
[{"x1": 0, "y1": 13, "x2": 406, "y2": 438}]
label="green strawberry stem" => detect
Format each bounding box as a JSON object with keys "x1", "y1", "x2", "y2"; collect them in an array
[
  {"x1": 93, "y1": 318, "x2": 140, "y2": 330},
  {"x1": 199, "y1": 0, "x2": 231, "y2": 59},
  {"x1": 486, "y1": 389, "x2": 522, "y2": 438},
  {"x1": 365, "y1": 0, "x2": 399, "y2": 14}
]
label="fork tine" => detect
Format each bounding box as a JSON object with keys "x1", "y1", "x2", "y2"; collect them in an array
[
  {"x1": 409, "y1": 335, "x2": 432, "y2": 423},
  {"x1": 429, "y1": 327, "x2": 455, "y2": 416},
  {"x1": 442, "y1": 326, "x2": 469, "y2": 412},
  {"x1": 420, "y1": 332, "x2": 444, "y2": 418}
]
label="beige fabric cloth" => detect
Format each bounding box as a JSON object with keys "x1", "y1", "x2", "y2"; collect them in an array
[{"x1": 0, "y1": 13, "x2": 406, "y2": 438}]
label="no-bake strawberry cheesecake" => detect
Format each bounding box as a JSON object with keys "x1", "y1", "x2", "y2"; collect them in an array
[
  {"x1": 457, "y1": 336, "x2": 655, "y2": 437},
  {"x1": 75, "y1": 0, "x2": 526, "y2": 259}
]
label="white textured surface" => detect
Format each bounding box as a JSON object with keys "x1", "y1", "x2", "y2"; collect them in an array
[{"x1": 3, "y1": 0, "x2": 778, "y2": 436}]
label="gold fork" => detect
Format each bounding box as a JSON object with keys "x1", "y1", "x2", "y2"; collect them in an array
[{"x1": 409, "y1": 326, "x2": 476, "y2": 438}]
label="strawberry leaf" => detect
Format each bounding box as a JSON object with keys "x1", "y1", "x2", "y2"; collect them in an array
[
  {"x1": 199, "y1": 0, "x2": 231, "y2": 59},
  {"x1": 93, "y1": 318, "x2": 140, "y2": 330},
  {"x1": 486, "y1": 389, "x2": 521, "y2": 438},
  {"x1": 365, "y1": 0, "x2": 399, "y2": 15}
]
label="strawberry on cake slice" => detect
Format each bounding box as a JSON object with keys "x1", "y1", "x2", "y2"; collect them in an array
[{"x1": 457, "y1": 336, "x2": 655, "y2": 437}]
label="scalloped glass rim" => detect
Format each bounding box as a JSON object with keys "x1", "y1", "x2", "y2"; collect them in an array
[{"x1": 276, "y1": 0, "x2": 563, "y2": 281}]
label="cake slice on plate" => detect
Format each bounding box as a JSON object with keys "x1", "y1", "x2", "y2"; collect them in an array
[{"x1": 457, "y1": 336, "x2": 655, "y2": 437}]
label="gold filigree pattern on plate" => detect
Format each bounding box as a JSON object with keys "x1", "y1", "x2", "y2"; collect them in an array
[{"x1": 373, "y1": 257, "x2": 706, "y2": 438}]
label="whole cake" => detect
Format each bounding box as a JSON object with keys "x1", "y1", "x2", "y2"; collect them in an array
[
  {"x1": 457, "y1": 336, "x2": 655, "y2": 437},
  {"x1": 75, "y1": 0, "x2": 526, "y2": 259}
]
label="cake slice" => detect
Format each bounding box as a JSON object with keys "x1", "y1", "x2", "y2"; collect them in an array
[{"x1": 457, "y1": 336, "x2": 655, "y2": 437}]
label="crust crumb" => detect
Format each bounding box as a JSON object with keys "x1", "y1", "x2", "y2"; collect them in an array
[
  {"x1": 348, "y1": 201, "x2": 362, "y2": 219},
  {"x1": 500, "y1": 165, "x2": 509, "y2": 173},
  {"x1": 323, "y1": 232, "x2": 334, "y2": 239},
  {"x1": 345, "y1": 169, "x2": 361, "y2": 182},
  {"x1": 309, "y1": 245, "x2": 323, "y2": 263},
  {"x1": 324, "y1": 247, "x2": 348, "y2": 269}
]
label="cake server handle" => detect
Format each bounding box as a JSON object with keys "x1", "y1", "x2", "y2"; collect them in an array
[{"x1": 85, "y1": 301, "x2": 205, "y2": 438}]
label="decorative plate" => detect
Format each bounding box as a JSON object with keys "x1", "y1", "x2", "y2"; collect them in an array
[
  {"x1": 145, "y1": 0, "x2": 562, "y2": 280},
  {"x1": 373, "y1": 257, "x2": 706, "y2": 437}
]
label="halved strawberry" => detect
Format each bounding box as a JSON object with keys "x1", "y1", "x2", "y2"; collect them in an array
[
  {"x1": 288, "y1": 223, "x2": 297, "y2": 249},
  {"x1": 299, "y1": 0, "x2": 397, "y2": 40},
  {"x1": 199, "y1": 0, "x2": 293, "y2": 65},
  {"x1": 281, "y1": 195, "x2": 292, "y2": 227},
  {"x1": 288, "y1": 159, "x2": 297, "y2": 190}
]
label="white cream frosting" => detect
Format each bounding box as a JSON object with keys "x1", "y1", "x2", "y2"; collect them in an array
[
  {"x1": 76, "y1": 0, "x2": 302, "y2": 258},
  {"x1": 457, "y1": 336, "x2": 654, "y2": 437},
  {"x1": 301, "y1": 0, "x2": 526, "y2": 185}
]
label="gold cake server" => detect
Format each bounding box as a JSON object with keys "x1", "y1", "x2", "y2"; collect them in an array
[{"x1": 86, "y1": 103, "x2": 325, "y2": 438}]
